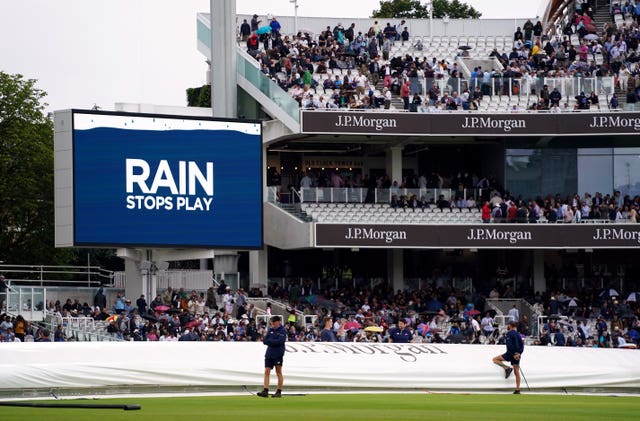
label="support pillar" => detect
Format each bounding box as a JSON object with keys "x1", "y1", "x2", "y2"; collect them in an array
[
  {"x1": 210, "y1": 0, "x2": 237, "y2": 119},
  {"x1": 387, "y1": 249, "x2": 404, "y2": 292},
  {"x1": 250, "y1": 247, "x2": 269, "y2": 294},
  {"x1": 386, "y1": 146, "x2": 403, "y2": 185},
  {"x1": 214, "y1": 253, "x2": 240, "y2": 289},
  {"x1": 118, "y1": 248, "x2": 153, "y2": 303},
  {"x1": 533, "y1": 250, "x2": 546, "y2": 294}
]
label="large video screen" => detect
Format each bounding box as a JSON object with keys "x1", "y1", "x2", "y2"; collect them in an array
[{"x1": 71, "y1": 111, "x2": 262, "y2": 248}]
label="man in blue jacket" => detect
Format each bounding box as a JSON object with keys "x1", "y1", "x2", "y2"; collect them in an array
[
  {"x1": 389, "y1": 318, "x2": 413, "y2": 343},
  {"x1": 257, "y1": 316, "x2": 287, "y2": 398},
  {"x1": 492, "y1": 320, "x2": 524, "y2": 394}
]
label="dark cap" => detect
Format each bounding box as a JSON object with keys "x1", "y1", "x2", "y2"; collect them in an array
[{"x1": 270, "y1": 316, "x2": 281, "y2": 323}]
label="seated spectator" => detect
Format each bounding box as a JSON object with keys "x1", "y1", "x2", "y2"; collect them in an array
[{"x1": 610, "y1": 93, "x2": 619, "y2": 109}]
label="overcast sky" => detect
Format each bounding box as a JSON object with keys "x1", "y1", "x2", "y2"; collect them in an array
[{"x1": 0, "y1": 0, "x2": 544, "y2": 113}]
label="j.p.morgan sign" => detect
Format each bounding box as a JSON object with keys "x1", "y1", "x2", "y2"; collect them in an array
[
  {"x1": 315, "y1": 224, "x2": 640, "y2": 249},
  {"x1": 301, "y1": 111, "x2": 640, "y2": 136}
]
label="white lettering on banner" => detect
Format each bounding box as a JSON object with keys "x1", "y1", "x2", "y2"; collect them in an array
[
  {"x1": 466, "y1": 228, "x2": 532, "y2": 244},
  {"x1": 285, "y1": 342, "x2": 446, "y2": 362},
  {"x1": 589, "y1": 116, "x2": 640, "y2": 131},
  {"x1": 345, "y1": 227, "x2": 407, "y2": 243},
  {"x1": 125, "y1": 158, "x2": 214, "y2": 212},
  {"x1": 461, "y1": 117, "x2": 526, "y2": 132},
  {"x1": 335, "y1": 115, "x2": 398, "y2": 131},
  {"x1": 593, "y1": 228, "x2": 640, "y2": 243}
]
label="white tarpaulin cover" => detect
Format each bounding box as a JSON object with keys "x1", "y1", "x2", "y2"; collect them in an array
[{"x1": 1, "y1": 342, "x2": 639, "y2": 391}]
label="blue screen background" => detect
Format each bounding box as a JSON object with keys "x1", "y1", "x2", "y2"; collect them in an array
[{"x1": 73, "y1": 126, "x2": 262, "y2": 248}]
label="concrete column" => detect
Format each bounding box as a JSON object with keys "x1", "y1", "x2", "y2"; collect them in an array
[
  {"x1": 250, "y1": 247, "x2": 269, "y2": 294},
  {"x1": 386, "y1": 146, "x2": 403, "y2": 185},
  {"x1": 199, "y1": 259, "x2": 209, "y2": 271},
  {"x1": 213, "y1": 253, "x2": 240, "y2": 289},
  {"x1": 387, "y1": 249, "x2": 404, "y2": 292},
  {"x1": 210, "y1": 0, "x2": 237, "y2": 119},
  {"x1": 533, "y1": 250, "x2": 546, "y2": 294},
  {"x1": 124, "y1": 258, "x2": 146, "y2": 302}
]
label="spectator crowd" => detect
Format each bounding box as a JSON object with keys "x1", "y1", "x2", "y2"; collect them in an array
[
  {"x1": 243, "y1": 2, "x2": 640, "y2": 112},
  {"x1": 2, "y1": 274, "x2": 638, "y2": 349}
]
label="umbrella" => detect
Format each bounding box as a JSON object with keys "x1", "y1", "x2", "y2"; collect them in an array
[
  {"x1": 296, "y1": 27, "x2": 314, "y2": 36},
  {"x1": 154, "y1": 305, "x2": 170, "y2": 312},
  {"x1": 450, "y1": 316, "x2": 466, "y2": 323},
  {"x1": 627, "y1": 292, "x2": 640, "y2": 302},
  {"x1": 420, "y1": 310, "x2": 440, "y2": 316},
  {"x1": 466, "y1": 309, "x2": 481, "y2": 316},
  {"x1": 620, "y1": 312, "x2": 638, "y2": 319},
  {"x1": 317, "y1": 297, "x2": 340, "y2": 310},
  {"x1": 167, "y1": 308, "x2": 182, "y2": 314},
  {"x1": 344, "y1": 321, "x2": 362, "y2": 330},
  {"x1": 256, "y1": 25, "x2": 272, "y2": 35},
  {"x1": 458, "y1": 45, "x2": 472, "y2": 50},
  {"x1": 185, "y1": 320, "x2": 201, "y2": 328},
  {"x1": 572, "y1": 316, "x2": 587, "y2": 322},
  {"x1": 142, "y1": 314, "x2": 158, "y2": 323},
  {"x1": 584, "y1": 22, "x2": 597, "y2": 33},
  {"x1": 600, "y1": 289, "x2": 619, "y2": 298},
  {"x1": 364, "y1": 325, "x2": 383, "y2": 333},
  {"x1": 584, "y1": 33, "x2": 599, "y2": 41},
  {"x1": 547, "y1": 314, "x2": 562, "y2": 320}
]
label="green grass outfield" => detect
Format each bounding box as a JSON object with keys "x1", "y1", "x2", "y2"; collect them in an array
[{"x1": 1, "y1": 393, "x2": 639, "y2": 421}]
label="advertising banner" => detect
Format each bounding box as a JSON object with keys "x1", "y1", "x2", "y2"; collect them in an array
[
  {"x1": 66, "y1": 111, "x2": 262, "y2": 248},
  {"x1": 315, "y1": 223, "x2": 640, "y2": 249},
  {"x1": 301, "y1": 111, "x2": 640, "y2": 136}
]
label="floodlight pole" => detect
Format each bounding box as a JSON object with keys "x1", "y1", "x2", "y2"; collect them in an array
[
  {"x1": 291, "y1": 0, "x2": 299, "y2": 36},
  {"x1": 425, "y1": 1, "x2": 433, "y2": 41}
]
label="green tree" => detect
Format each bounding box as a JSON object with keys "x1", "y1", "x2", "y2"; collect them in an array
[
  {"x1": 372, "y1": 0, "x2": 481, "y2": 19},
  {"x1": 0, "y1": 71, "x2": 73, "y2": 265}
]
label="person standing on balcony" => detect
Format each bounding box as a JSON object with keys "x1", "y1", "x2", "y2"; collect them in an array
[
  {"x1": 94, "y1": 287, "x2": 107, "y2": 311},
  {"x1": 240, "y1": 19, "x2": 251, "y2": 41},
  {"x1": 269, "y1": 16, "x2": 281, "y2": 37},
  {"x1": 250, "y1": 14, "x2": 261, "y2": 32},
  {"x1": 0, "y1": 275, "x2": 7, "y2": 312}
]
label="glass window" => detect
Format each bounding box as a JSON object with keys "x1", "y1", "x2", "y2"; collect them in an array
[
  {"x1": 613, "y1": 150, "x2": 640, "y2": 197},
  {"x1": 506, "y1": 149, "x2": 577, "y2": 199},
  {"x1": 578, "y1": 151, "x2": 613, "y2": 197}
]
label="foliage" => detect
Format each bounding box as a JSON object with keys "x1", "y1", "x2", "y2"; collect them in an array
[
  {"x1": 186, "y1": 84, "x2": 211, "y2": 107},
  {"x1": 372, "y1": 0, "x2": 481, "y2": 19},
  {"x1": 0, "y1": 71, "x2": 74, "y2": 265}
]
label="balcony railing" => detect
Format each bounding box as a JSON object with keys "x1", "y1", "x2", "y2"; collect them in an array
[{"x1": 299, "y1": 187, "x2": 482, "y2": 204}]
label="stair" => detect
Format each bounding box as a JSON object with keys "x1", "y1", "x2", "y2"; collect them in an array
[
  {"x1": 280, "y1": 203, "x2": 313, "y2": 222},
  {"x1": 588, "y1": 5, "x2": 628, "y2": 107},
  {"x1": 375, "y1": 80, "x2": 405, "y2": 110}
]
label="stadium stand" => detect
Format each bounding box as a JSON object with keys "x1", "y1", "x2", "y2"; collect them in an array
[{"x1": 242, "y1": 1, "x2": 639, "y2": 112}]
